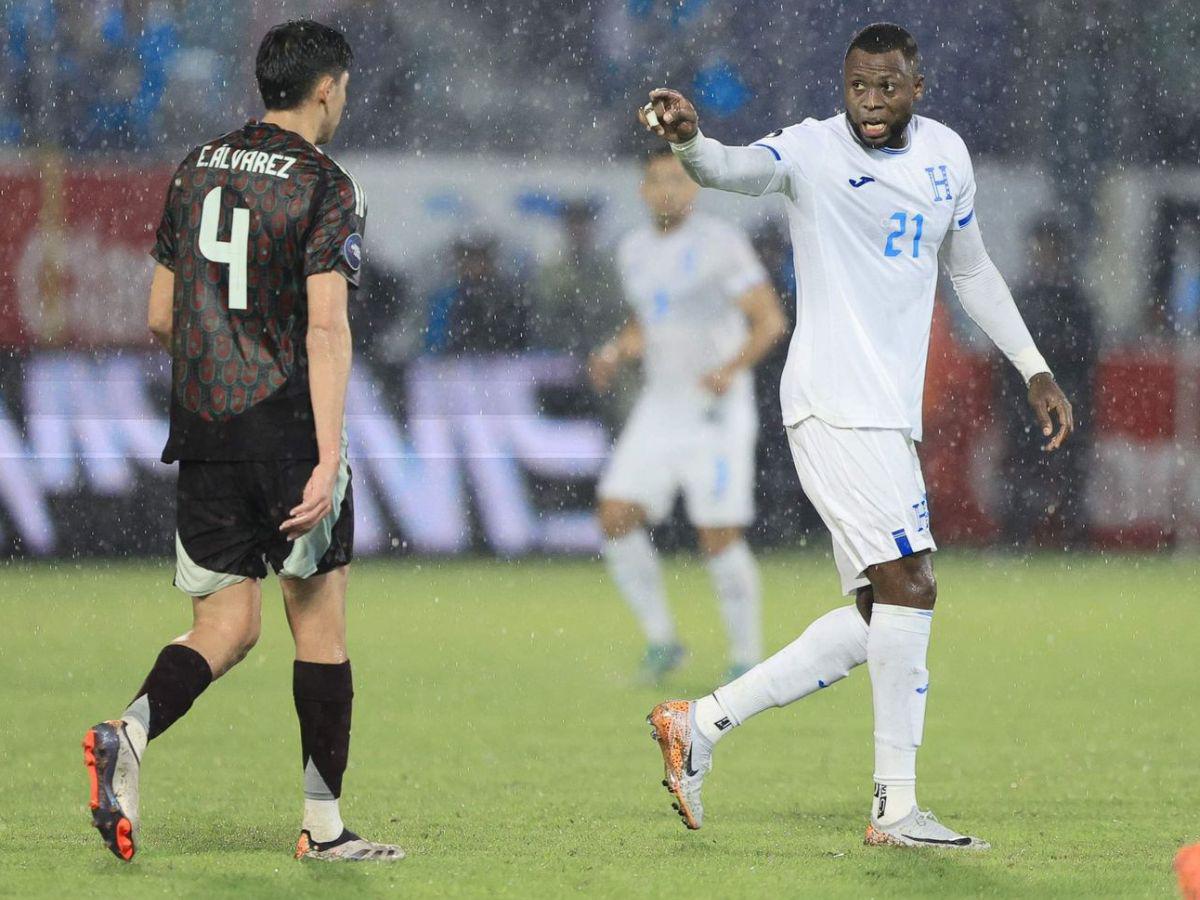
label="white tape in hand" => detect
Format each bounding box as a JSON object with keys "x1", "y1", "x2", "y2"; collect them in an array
[{"x1": 642, "y1": 103, "x2": 659, "y2": 129}]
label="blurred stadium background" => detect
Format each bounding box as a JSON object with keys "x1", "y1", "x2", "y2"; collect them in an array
[
  {"x1": 1, "y1": 0, "x2": 1199, "y2": 562},
  {"x1": 4, "y1": 2, "x2": 1200, "y2": 896}
]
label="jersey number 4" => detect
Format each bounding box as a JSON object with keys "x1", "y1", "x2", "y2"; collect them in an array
[
  {"x1": 198, "y1": 186, "x2": 250, "y2": 310},
  {"x1": 884, "y1": 211, "x2": 924, "y2": 259}
]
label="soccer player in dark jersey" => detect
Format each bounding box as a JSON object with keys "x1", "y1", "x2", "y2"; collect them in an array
[{"x1": 81, "y1": 20, "x2": 402, "y2": 863}]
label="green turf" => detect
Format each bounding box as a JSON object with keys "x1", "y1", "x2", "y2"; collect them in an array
[{"x1": 1, "y1": 551, "x2": 1197, "y2": 898}]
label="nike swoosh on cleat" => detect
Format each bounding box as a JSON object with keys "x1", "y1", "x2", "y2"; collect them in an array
[
  {"x1": 848, "y1": 176, "x2": 876, "y2": 188},
  {"x1": 901, "y1": 833, "x2": 973, "y2": 846},
  {"x1": 916, "y1": 684, "x2": 928, "y2": 694},
  {"x1": 685, "y1": 745, "x2": 699, "y2": 778}
]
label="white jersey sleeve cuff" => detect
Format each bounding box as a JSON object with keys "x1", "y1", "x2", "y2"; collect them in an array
[{"x1": 1011, "y1": 347, "x2": 1051, "y2": 383}]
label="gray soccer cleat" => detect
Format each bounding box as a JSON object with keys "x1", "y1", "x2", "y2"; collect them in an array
[
  {"x1": 295, "y1": 829, "x2": 405, "y2": 861},
  {"x1": 647, "y1": 700, "x2": 711, "y2": 829},
  {"x1": 83, "y1": 720, "x2": 141, "y2": 861},
  {"x1": 865, "y1": 807, "x2": 991, "y2": 850}
]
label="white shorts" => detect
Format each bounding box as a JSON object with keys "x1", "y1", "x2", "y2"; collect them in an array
[
  {"x1": 787, "y1": 417, "x2": 936, "y2": 595},
  {"x1": 598, "y1": 396, "x2": 757, "y2": 527}
]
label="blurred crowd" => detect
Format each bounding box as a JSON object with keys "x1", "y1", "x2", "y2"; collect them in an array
[
  {"x1": 3, "y1": 0, "x2": 1197, "y2": 549},
  {"x1": 4, "y1": 0, "x2": 1198, "y2": 166}
]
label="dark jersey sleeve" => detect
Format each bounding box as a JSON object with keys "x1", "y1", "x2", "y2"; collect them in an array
[
  {"x1": 304, "y1": 169, "x2": 366, "y2": 288},
  {"x1": 150, "y1": 163, "x2": 186, "y2": 270}
]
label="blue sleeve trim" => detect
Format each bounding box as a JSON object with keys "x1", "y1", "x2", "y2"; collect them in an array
[
  {"x1": 752, "y1": 142, "x2": 781, "y2": 161},
  {"x1": 957, "y1": 209, "x2": 975, "y2": 228}
]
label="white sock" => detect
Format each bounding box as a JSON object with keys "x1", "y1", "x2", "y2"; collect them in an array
[
  {"x1": 603, "y1": 530, "x2": 675, "y2": 645},
  {"x1": 120, "y1": 716, "x2": 148, "y2": 760},
  {"x1": 868, "y1": 603, "x2": 933, "y2": 826},
  {"x1": 303, "y1": 797, "x2": 345, "y2": 843},
  {"x1": 693, "y1": 604, "x2": 869, "y2": 744},
  {"x1": 706, "y1": 540, "x2": 763, "y2": 668}
]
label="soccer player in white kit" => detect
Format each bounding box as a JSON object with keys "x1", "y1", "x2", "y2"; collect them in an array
[
  {"x1": 642, "y1": 23, "x2": 1074, "y2": 848},
  {"x1": 589, "y1": 146, "x2": 787, "y2": 684}
]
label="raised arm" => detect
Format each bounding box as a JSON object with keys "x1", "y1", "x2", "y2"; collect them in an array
[
  {"x1": 638, "y1": 89, "x2": 789, "y2": 198},
  {"x1": 941, "y1": 219, "x2": 1074, "y2": 450}
]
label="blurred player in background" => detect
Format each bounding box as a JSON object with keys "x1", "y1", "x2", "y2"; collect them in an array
[
  {"x1": 589, "y1": 147, "x2": 787, "y2": 684},
  {"x1": 82, "y1": 20, "x2": 403, "y2": 862},
  {"x1": 641, "y1": 23, "x2": 1073, "y2": 848}
]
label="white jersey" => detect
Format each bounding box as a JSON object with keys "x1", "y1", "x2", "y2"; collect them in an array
[
  {"x1": 755, "y1": 113, "x2": 976, "y2": 440},
  {"x1": 615, "y1": 212, "x2": 769, "y2": 418}
]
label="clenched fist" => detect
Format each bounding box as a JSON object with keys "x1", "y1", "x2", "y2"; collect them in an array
[{"x1": 637, "y1": 88, "x2": 699, "y2": 143}]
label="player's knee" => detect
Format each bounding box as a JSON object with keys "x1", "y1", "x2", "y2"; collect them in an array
[
  {"x1": 598, "y1": 501, "x2": 641, "y2": 539},
  {"x1": 855, "y1": 586, "x2": 874, "y2": 623},
  {"x1": 904, "y1": 567, "x2": 937, "y2": 609},
  {"x1": 219, "y1": 612, "x2": 261, "y2": 664},
  {"x1": 698, "y1": 528, "x2": 740, "y2": 557}
]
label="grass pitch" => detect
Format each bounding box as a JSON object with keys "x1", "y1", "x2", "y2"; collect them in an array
[{"x1": 1, "y1": 551, "x2": 1197, "y2": 898}]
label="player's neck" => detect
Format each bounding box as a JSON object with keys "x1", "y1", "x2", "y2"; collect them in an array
[
  {"x1": 261, "y1": 109, "x2": 322, "y2": 146},
  {"x1": 653, "y1": 211, "x2": 691, "y2": 233}
]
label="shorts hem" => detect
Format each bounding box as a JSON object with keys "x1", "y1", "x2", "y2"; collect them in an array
[{"x1": 839, "y1": 538, "x2": 937, "y2": 595}]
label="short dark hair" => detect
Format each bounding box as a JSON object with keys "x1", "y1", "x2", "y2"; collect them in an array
[
  {"x1": 256, "y1": 20, "x2": 353, "y2": 111},
  {"x1": 846, "y1": 22, "x2": 920, "y2": 71}
]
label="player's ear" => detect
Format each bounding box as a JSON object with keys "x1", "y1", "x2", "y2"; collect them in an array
[
  {"x1": 314, "y1": 73, "x2": 336, "y2": 106},
  {"x1": 911, "y1": 73, "x2": 925, "y2": 103}
]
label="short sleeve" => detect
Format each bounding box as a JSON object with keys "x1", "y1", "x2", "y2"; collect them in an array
[
  {"x1": 719, "y1": 227, "x2": 770, "y2": 299},
  {"x1": 150, "y1": 168, "x2": 184, "y2": 270},
  {"x1": 304, "y1": 169, "x2": 367, "y2": 288},
  {"x1": 951, "y1": 142, "x2": 977, "y2": 230}
]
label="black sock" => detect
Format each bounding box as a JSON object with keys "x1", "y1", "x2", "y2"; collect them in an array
[
  {"x1": 293, "y1": 660, "x2": 353, "y2": 800},
  {"x1": 123, "y1": 644, "x2": 213, "y2": 740}
]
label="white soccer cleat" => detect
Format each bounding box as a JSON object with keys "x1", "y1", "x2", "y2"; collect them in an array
[
  {"x1": 295, "y1": 829, "x2": 405, "y2": 862},
  {"x1": 646, "y1": 700, "x2": 711, "y2": 830},
  {"x1": 864, "y1": 807, "x2": 990, "y2": 850},
  {"x1": 82, "y1": 720, "x2": 141, "y2": 861}
]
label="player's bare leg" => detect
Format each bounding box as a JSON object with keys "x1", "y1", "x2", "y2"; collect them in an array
[
  {"x1": 283, "y1": 567, "x2": 404, "y2": 861},
  {"x1": 697, "y1": 526, "x2": 762, "y2": 678},
  {"x1": 84, "y1": 579, "x2": 261, "y2": 860},
  {"x1": 599, "y1": 499, "x2": 683, "y2": 683},
  {"x1": 862, "y1": 553, "x2": 988, "y2": 849}
]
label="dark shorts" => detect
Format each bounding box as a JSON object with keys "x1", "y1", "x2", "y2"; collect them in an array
[{"x1": 174, "y1": 448, "x2": 353, "y2": 596}]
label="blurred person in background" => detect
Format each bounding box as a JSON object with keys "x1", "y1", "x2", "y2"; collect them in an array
[
  {"x1": 423, "y1": 235, "x2": 530, "y2": 355},
  {"x1": 532, "y1": 199, "x2": 631, "y2": 424},
  {"x1": 1166, "y1": 215, "x2": 1200, "y2": 338},
  {"x1": 749, "y1": 219, "x2": 805, "y2": 540},
  {"x1": 532, "y1": 199, "x2": 623, "y2": 356},
  {"x1": 589, "y1": 146, "x2": 787, "y2": 684},
  {"x1": 352, "y1": 259, "x2": 413, "y2": 404},
  {"x1": 997, "y1": 220, "x2": 1098, "y2": 549}
]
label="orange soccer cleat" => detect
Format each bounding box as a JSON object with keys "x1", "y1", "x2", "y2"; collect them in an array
[{"x1": 646, "y1": 700, "x2": 710, "y2": 830}]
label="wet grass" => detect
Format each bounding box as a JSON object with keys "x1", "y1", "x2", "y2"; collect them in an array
[{"x1": 1, "y1": 550, "x2": 1196, "y2": 897}]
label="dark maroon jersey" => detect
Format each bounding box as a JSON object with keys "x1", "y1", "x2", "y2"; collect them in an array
[{"x1": 151, "y1": 121, "x2": 366, "y2": 462}]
